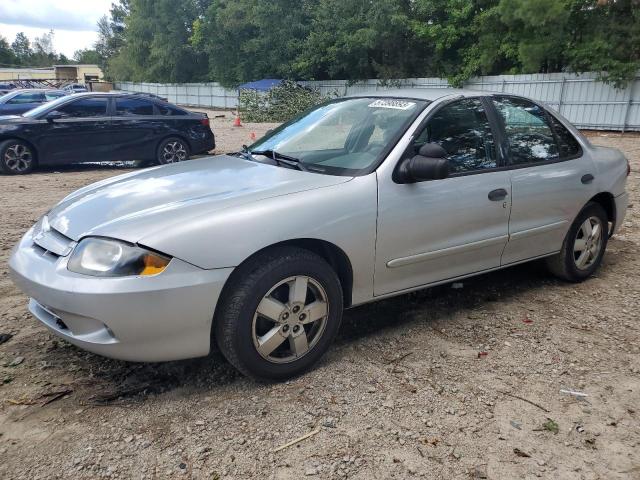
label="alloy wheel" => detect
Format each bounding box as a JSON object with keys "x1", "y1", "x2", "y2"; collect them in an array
[
  {"x1": 161, "y1": 141, "x2": 187, "y2": 163},
  {"x1": 252, "y1": 275, "x2": 329, "y2": 364},
  {"x1": 4, "y1": 143, "x2": 33, "y2": 173},
  {"x1": 573, "y1": 216, "x2": 604, "y2": 270}
]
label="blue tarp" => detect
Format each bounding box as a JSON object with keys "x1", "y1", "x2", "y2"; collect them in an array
[{"x1": 238, "y1": 79, "x2": 283, "y2": 91}]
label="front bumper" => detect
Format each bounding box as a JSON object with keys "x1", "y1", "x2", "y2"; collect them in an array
[{"x1": 9, "y1": 228, "x2": 232, "y2": 362}]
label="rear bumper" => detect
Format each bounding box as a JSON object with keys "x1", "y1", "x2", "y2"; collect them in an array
[
  {"x1": 613, "y1": 192, "x2": 629, "y2": 235},
  {"x1": 190, "y1": 130, "x2": 215, "y2": 155},
  {"x1": 9, "y1": 228, "x2": 232, "y2": 362}
]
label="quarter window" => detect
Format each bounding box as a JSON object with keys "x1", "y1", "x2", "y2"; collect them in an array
[
  {"x1": 53, "y1": 97, "x2": 108, "y2": 118},
  {"x1": 115, "y1": 98, "x2": 155, "y2": 116},
  {"x1": 548, "y1": 114, "x2": 581, "y2": 158},
  {"x1": 157, "y1": 104, "x2": 187, "y2": 116},
  {"x1": 45, "y1": 92, "x2": 65, "y2": 101},
  {"x1": 413, "y1": 98, "x2": 497, "y2": 174},
  {"x1": 492, "y1": 97, "x2": 559, "y2": 165}
]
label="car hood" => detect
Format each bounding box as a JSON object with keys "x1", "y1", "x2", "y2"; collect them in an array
[
  {"x1": 47, "y1": 155, "x2": 352, "y2": 243},
  {"x1": 0, "y1": 115, "x2": 26, "y2": 123}
]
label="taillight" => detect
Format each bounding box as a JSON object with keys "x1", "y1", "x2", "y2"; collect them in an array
[{"x1": 200, "y1": 117, "x2": 210, "y2": 127}]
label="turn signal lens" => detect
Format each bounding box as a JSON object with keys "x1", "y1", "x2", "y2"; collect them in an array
[{"x1": 140, "y1": 253, "x2": 171, "y2": 276}]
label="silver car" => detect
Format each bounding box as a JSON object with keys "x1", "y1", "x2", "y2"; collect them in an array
[{"x1": 9, "y1": 89, "x2": 629, "y2": 380}]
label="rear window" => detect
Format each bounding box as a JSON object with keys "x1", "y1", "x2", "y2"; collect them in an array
[{"x1": 115, "y1": 98, "x2": 155, "y2": 116}]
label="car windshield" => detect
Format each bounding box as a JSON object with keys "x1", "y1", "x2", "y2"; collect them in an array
[
  {"x1": 248, "y1": 97, "x2": 427, "y2": 175},
  {"x1": 0, "y1": 90, "x2": 19, "y2": 103},
  {"x1": 22, "y1": 95, "x2": 71, "y2": 118}
]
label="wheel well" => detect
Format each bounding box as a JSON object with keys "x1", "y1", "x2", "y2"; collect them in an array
[
  {"x1": 588, "y1": 192, "x2": 615, "y2": 234},
  {"x1": 235, "y1": 239, "x2": 354, "y2": 308},
  {"x1": 0, "y1": 136, "x2": 39, "y2": 165}
]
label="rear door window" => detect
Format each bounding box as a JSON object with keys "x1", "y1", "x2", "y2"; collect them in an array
[
  {"x1": 54, "y1": 97, "x2": 109, "y2": 118},
  {"x1": 115, "y1": 98, "x2": 156, "y2": 116},
  {"x1": 492, "y1": 96, "x2": 559, "y2": 165},
  {"x1": 8, "y1": 92, "x2": 46, "y2": 104}
]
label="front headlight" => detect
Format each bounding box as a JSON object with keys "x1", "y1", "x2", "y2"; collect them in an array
[{"x1": 67, "y1": 237, "x2": 171, "y2": 277}]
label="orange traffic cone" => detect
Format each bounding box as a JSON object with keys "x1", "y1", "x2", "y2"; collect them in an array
[{"x1": 233, "y1": 115, "x2": 242, "y2": 127}]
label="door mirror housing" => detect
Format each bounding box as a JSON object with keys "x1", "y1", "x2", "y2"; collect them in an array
[
  {"x1": 395, "y1": 143, "x2": 449, "y2": 183},
  {"x1": 45, "y1": 112, "x2": 62, "y2": 122}
]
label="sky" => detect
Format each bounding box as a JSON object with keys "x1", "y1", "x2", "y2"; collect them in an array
[{"x1": 0, "y1": 0, "x2": 113, "y2": 60}]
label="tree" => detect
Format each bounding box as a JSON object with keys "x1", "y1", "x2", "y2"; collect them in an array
[
  {"x1": 73, "y1": 49, "x2": 102, "y2": 65},
  {"x1": 102, "y1": 0, "x2": 640, "y2": 88},
  {"x1": 296, "y1": 0, "x2": 423, "y2": 81},
  {"x1": 0, "y1": 36, "x2": 17, "y2": 67},
  {"x1": 109, "y1": 0, "x2": 209, "y2": 82},
  {"x1": 10, "y1": 32, "x2": 32, "y2": 65},
  {"x1": 96, "y1": 0, "x2": 129, "y2": 77},
  {"x1": 29, "y1": 30, "x2": 58, "y2": 67},
  {"x1": 192, "y1": 0, "x2": 313, "y2": 87}
]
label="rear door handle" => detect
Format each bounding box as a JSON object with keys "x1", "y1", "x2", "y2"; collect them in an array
[
  {"x1": 581, "y1": 174, "x2": 594, "y2": 184},
  {"x1": 488, "y1": 188, "x2": 508, "y2": 201}
]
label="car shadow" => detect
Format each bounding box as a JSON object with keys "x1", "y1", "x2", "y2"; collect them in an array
[
  {"x1": 33, "y1": 161, "x2": 142, "y2": 174},
  {"x1": 36, "y1": 259, "x2": 568, "y2": 406}
]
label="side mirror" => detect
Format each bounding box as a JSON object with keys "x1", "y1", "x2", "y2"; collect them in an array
[
  {"x1": 45, "y1": 112, "x2": 62, "y2": 122},
  {"x1": 395, "y1": 143, "x2": 449, "y2": 183}
]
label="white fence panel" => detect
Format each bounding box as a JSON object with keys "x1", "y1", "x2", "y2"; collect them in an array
[{"x1": 115, "y1": 72, "x2": 640, "y2": 130}]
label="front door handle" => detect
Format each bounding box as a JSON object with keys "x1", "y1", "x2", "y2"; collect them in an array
[
  {"x1": 488, "y1": 188, "x2": 508, "y2": 201},
  {"x1": 581, "y1": 174, "x2": 594, "y2": 184}
]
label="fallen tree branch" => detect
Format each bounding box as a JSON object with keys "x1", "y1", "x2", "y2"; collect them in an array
[
  {"x1": 497, "y1": 391, "x2": 550, "y2": 413},
  {"x1": 273, "y1": 428, "x2": 320, "y2": 453}
]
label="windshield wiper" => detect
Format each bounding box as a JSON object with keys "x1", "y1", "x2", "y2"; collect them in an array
[{"x1": 251, "y1": 149, "x2": 308, "y2": 171}]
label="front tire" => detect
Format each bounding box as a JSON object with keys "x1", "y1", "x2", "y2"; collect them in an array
[
  {"x1": 0, "y1": 139, "x2": 35, "y2": 174},
  {"x1": 156, "y1": 137, "x2": 190, "y2": 165},
  {"x1": 214, "y1": 247, "x2": 343, "y2": 381},
  {"x1": 546, "y1": 202, "x2": 608, "y2": 282}
]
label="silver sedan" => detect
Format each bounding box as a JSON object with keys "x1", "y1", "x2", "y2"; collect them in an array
[{"x1": 9, "y1": 89, "x2": 629, "y2": 380}]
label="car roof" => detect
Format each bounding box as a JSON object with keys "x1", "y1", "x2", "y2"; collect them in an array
[{"x1": 347, "y1": 88, "x2": 492, "y2": 101}]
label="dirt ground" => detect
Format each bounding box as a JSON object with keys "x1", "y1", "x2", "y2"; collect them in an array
[{"x1": 0, "y1": 113, "x2": 638, "y2": 479}]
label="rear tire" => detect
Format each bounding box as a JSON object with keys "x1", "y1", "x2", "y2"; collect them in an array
[
  {"x1": 156, "y1": 137, "x2": 190, "y2": 165},
  {"x1": 546, "y1": 202, "x2": 608, "y2": 282},
  {"x1": 214, "y1": 247, "x2": 343, "y2": 381},
  {"x1": 0, "y1": 139, "x2": 35, "y2": 175}
]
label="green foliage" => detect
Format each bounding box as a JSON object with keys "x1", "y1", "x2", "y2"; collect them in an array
[
  {"x1": 73, "y1": 49, "x2": 103, "y2": 65},
  {"x1": 543, "y1": 418, "x2": 559, "y2": 434},
  {"x1": 191, "y1": 0, "x2": 313, "y2": 88},
  {"x1": 103, "y1": 0, "x2": 640, "y2": 89},
  {"x1": 0, "y1": 36, "x2": 17, "y2": 67},
  {"x1": 5, "y1": 30, "x2": 72, "y2": 68},
  {"x1": 109, "y1": 0, "x2": 209, "y2": 83},
  {"x1": 239, "y1": 80, "x2": 330, "y2": 122}
]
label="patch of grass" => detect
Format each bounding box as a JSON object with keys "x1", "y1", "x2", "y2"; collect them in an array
[{"x1": 543, "y1": 418, "x2": 559, "y2": 434}]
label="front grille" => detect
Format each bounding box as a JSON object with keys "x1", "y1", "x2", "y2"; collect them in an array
[{"x1": 32, "y1": 221, "x2": 75, "y2": 257}]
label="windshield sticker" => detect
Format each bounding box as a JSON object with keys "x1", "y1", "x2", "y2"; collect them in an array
[{"x1": 368, "y1": 99, "x2": 416, "y2": 110}]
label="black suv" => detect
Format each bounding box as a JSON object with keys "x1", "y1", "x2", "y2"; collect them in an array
[{"x1": 0, "y1": 92, "x2": 215, "y2": 174}]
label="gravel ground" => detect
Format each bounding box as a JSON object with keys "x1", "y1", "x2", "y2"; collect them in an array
[{"x1": 0, "y1": 114, "x2": 638, "y2": 479}]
